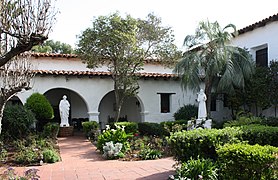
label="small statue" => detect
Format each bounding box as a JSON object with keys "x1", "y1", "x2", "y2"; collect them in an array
[
  {"x1": 197, "y1": 89, "x2": 207, "y2": 120},
  {"x1": 59, "y1": 95, "x2": 70, "y2": 127}
]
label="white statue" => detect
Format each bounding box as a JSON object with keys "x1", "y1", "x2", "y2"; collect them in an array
[
  {"x1": 59, "y1": 95, "x2": 70, "y2": 127},
  {"x1": 197, "y1": 89, "x2": 207, "y2": 120}
]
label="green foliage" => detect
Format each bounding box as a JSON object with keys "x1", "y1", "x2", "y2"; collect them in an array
[
  {"x1": 43, "y1": 123, "x2": 59, "y2": 139},
  {"x1": 217, "y1": 143, "x2": 278, "y2": 180},
  {"x1": 161, "y1": 120, "x2": 188, "y2": 134},
  {"x1": 42, "y1": 149, "x2": 60, "y2": 163},
  {"x1": 174, "y1": 20, "x2": 254, "y2": 115},
  {"x1": 15, "y1": 146, "x2": 39, "y2": 164},
  {"x1": 77, "y1": 12, "x2": 181, "y2": 121},
  {"x1": 240, "y1": 124, "x2": 278, "y2": 147},
  {"x1": 32, "y1": 40, "x2": 75, "y2": 54},
  {"x1": 223, "y1": 116, "x2": 262, "y2": 127},
  {"x1": 269, "y1": 61, "x2": 278, "y2": 116},
  {"x1": 2, "y1": 105, "x2": 36, "y2": 139},
  {"x1": 167, "y1": 127, "x2": 242, "y2": 162},
  {"x1": 12, "y1": 135, "x2": 59, "y2": 165},
  {"x1": 138, "y1": 122, "x2": 167, "y2": 137},
  {"x1": 261, "y1": 117, "x2": 278, "y2": 127},
  {"x1": 0, "y1": 141, "x2": 7, "y2": 162},
  {"x1": 113, "y1": 122, "x2": 138, "y2": 134},
  {"x1": 25, "y1": 93, "x2": 54, "y2": 120},
  {"x1": 97, "y1": 125, "x2": 131, "y2": 154},
  {"x1": 173, "y1": 104, "x2": 198, "y2": 120},
  {"x1": 174, "y1": 157, "x2": 218, "y2": 180},
  {"x1": 139, "y1": 147, "x2": 162, "y2": 160},
  {"x1": 82, "y1": 121, "x2": 99, "y2": 134}
]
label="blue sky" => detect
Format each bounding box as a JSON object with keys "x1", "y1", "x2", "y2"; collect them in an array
[{"x1": 49, "y1": 0, "x2": 278, "y2": 49}]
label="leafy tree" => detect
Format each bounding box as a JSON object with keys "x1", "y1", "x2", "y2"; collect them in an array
[
  {"x1": 269, "y1": 61, "x2": 278, "y2": 117},
  {"x1": 0, "y1": 0, "x2": 57, "y2": 134},
  {"x1": 32, "y1": 40, "x2": 75, "y2": 54},
  {"x1": 174, "y1": 20, "x2": 255, "y2": 116},
  {"x1": 77, "y1": 12, "x2": 181, "y2": 121}
]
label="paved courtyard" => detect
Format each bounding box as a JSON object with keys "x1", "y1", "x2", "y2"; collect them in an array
[{"x1": 1, "y1": 133, "x2": 176, "y2": 180}]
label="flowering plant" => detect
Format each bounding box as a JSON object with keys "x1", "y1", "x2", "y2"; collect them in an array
[
  {"x1": 97, "y1": 125, "x2": 131, "y2": 155},
  {"x1": 102, "y1": 141, "x2": 124, "y2": 159},
  {"x1": 0, "y1": 167, "x2": 40, "y2": 180}
]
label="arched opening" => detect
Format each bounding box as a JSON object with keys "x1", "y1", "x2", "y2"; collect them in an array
[
  {"x1": 7, "y1": 96, "x2": 23, "y2": 106},
  {"x1": 98, "y1": 91, "x2": 143, "y2": 129},
  {"x1": 44, "y1": 88, "x2": 88, "y2": 130}
]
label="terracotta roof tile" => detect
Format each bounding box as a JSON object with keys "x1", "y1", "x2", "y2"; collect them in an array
[
  {"x1": 33, "y1": 70, "x2": 177, "y2": 79},
  {"x1": 31, "y1": 53, "x2": 78, "y2": 58},
  {"x1": 31, "y1": 53, "x2": 162, "y2": 63},
  {"x1": 238, "y1": 13, "x2": 278, "y2": 35}
]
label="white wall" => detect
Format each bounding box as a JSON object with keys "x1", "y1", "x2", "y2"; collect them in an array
[{"x1": 231, "y1": 21, "x2": 278, "y2": 64}]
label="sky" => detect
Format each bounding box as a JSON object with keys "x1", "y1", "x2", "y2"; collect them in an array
[{"x1": 48, "y1": 0, "x2": 278, "y2": 49}]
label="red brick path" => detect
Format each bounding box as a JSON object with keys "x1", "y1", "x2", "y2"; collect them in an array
[{"x1": 1, "y1": 134, "x2": 175, "y2": 180}]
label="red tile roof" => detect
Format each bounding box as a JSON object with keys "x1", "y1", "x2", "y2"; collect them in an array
[
  {"x1": 31, "y1": 53, "x2": 162, "y2": 63},
  {"x1": 32, "y1": 53, "x2": 78, "y2": 58},
  {"x1": 238, "y1": 13, "x2": 278, "y2": 35},
  {"x1": 33, "y1": 70, "x2": 178, "y2": 79}
]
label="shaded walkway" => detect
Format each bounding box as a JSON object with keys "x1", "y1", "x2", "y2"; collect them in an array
[{"x1": 1, "y1": 134, "x2": 175, "y2": 180}]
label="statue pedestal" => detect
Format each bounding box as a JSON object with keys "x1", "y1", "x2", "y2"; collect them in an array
[{"x1": 58, "y1": 126, "x2": 74, "y2": 137}]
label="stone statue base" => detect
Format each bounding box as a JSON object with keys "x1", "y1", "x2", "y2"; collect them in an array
[
  {"x1": 187, "y1": 119, "x2": 212, "y2": 130},
  {"x1": 58, "y1": 126, "x2": 74, "y2": 137}
]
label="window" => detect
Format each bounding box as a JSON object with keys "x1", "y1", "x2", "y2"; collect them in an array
[
  {"x1": 256, "y1": 48, "x2": 268, "y2": 67},
  {"x1": 158, "y1": 93, "x2": 175, "y2": 113},
  {"x1": 210, "y1": 93, "x2": 217, "y2": 111}
]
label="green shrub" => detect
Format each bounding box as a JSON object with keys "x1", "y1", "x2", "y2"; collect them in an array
[
  {"x1": 82, "y1": 121, "x2": 99, "y2": 134},
  {"x1": 167, "y1": 127, "x2": 242, "y2": 162},
  {"x1": 15, "y1": 147, "x2": 39, "y2": 164},
  {"x1": 114, "y1": 122, "x2": 138, "y2": 134},
  {"x1": 174, "y1": 104, "x2": 198, "y2": 121},
  {"x1": 97, "y1": 125, "x2": 131, "y2": 154},
  {"x1": 0, "y1": 141, "x2": 7, "y2": 162},
  {"x1": 261, "y1": 117, "x2": 278, "y2": 127},
  {"x1": 42, "y1": 149, "x2": 60, "y2": 163},
  {"x1": 240, "y1": 124, "x2": 278, "y2": 146},
  {"x1": 174, "y1": 157, "x2": 218, "y2": 180},
  {"x1": 161, "y1": 120, "x2": 188, "y2": 134},
  {"x1": 223, "y1": 116, "x2": 262, "y2": 127},
  {"x1": 25, "y1": 93, "x2": 54, "y2": 120},
  {"x1": 82, "y1": 121, "x2": 100, "y2": 141},
  {"x1": 217, "y1": 143, "x2": 278, "y2": 180},
  {"x1": 43, "y1": 123, "x2": 59, "y2": 139},
  {"x1": 138, "y1": 122, "x2": 167, "y2": 137},
  {"x1": 2, "y1": 105, "x2": 36, "y2": 139},
  {"x1": 139, "y1": 147, "x2": 162, "y2": 160}
]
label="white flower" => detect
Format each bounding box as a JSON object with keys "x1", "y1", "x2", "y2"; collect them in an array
[{"x1": 105, "y1": 125, "x2": 110, "y2": 130}]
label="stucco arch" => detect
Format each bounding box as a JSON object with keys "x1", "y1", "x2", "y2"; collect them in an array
[
  {"x1": 98, "y1": 90, "x2": 144, "y2": 128},
  {"x1": 43, "y1": 88, "x2": 89, "y2": 125}
]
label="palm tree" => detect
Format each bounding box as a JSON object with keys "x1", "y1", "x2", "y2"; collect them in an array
[{"x1": 174, "y1": 20, "x2": 255, "y2": 116}]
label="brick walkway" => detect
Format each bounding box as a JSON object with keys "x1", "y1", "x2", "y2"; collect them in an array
[{"x1": 1, "y1": 134, "x2": 176, "y2": 180}]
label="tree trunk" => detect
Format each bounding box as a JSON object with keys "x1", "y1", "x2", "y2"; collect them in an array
[
  {"x1": 205, "y1": 81, "x2": 212, "y2": 118},
  {"x1": 0, "y1": 101, "x2": 6, "y2": 135}
]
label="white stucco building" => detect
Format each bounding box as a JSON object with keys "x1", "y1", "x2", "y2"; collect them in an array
[
  {"x1": 212, "y1": 13, "x2": 278, "y2": 119},
  {"x1": 11, "y1": 13, "x2": 278, "y2": 126},
  {"x1": 13, "y1": 53, "x2": 196, "y2": 128}
]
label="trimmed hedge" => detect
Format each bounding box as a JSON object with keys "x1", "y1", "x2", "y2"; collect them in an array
[
  {"x1": 217, "y1": 143, "x2": 278, "y2": 180},
  {"x1": 160, "y1": 120, "x2": 188, "y2": 134},
  {"x1": 240, "y1": 124, "x2": 278, "y2": 147},
  {"x1": 43, "y1": 123, "x2": 59, "y2": 139},
  {"x1": 25, "y1": 93, "x2": 54, "y2": 120},
  {"x1": 261, "y1": 117, "x2": 278, "y2": 127},
  {"x1": 167, "y1": 127, "x2": 242, "y2": 162},
  {"x1": 82, "y1": 121, "x2": 99, "y2": 135},
  {"x1": 138, "y1": 122, "x2": 167, "y2": 137},
  {"x1": 223, "y1": 116, "x2": 262, "y2": 127},
  {"x1": 114, "y1": 122, "x2": 138, "y2": 134},
  {"x1": 2, "y1": 105, "x2": 36, "y2": 139},
  {"x1": 174, "y1": 104, "x2": 197, "y2": 120}
]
